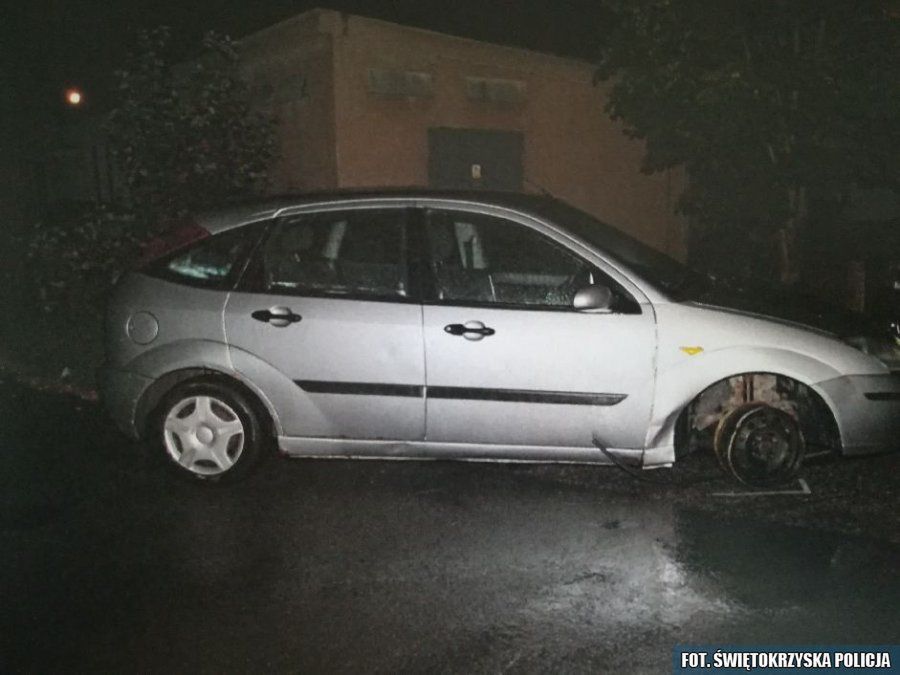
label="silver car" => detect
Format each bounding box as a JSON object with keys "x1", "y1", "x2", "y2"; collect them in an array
[{"x1": 100, "y1": 191, "x2": 900, "y2": 484}]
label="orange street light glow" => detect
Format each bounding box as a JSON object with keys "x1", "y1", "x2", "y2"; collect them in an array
[{"x1": 65, "y1": 88, "x2": 83, "y2": 106}]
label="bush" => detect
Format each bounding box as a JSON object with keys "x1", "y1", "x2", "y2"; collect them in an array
[
  {"x1": 21, "y1": 207, "x2": 145, "y2": 317},
  {"x1": 106, "y1": 27, "x2": 277, "y2": 231}
]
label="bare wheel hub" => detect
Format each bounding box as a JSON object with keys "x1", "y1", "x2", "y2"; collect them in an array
[
  {"x1": 714, "y1": 402, "x2": 805, "y2": 486},
  {"x1": 743, "y1": 426, "x2": 790, "y2": 463}
]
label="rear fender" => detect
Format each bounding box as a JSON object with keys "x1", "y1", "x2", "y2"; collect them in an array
[
  {"x1": 123, "y1": 339, "x2": 232, "y2": 379},
  {"x1": 128, "y1": 340, "x2": 285, "y2": 438}
]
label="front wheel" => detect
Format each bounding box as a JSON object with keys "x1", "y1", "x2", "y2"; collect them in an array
[
  {"x1": 156, "y1": 379, "x2": 267, "y2": 483},
  {"x1": 714, "y1": 402, "x2": 805, "y2": 486}
]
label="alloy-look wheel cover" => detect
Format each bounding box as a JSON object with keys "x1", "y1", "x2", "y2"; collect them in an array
[{"x1": 163, "y1": 395, "x2": 245, "y2": 476}]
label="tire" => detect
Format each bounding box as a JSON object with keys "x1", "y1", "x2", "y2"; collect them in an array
[
  {"x1": 713, "y1": 402, "x2": 805, "y2": 486},
  {"x1": 155, "y1": 378, "x2": 268, "y2": 484}
]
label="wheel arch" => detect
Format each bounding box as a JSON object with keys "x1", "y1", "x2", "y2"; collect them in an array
[
  {"x1": 672, "y1": 371, "x2": 842, "y2": 458},
  {"x1": 645, "y1": 347, "x2": 844, "y2": 458},
  {"x1": 135, "y1": 367, "x2": 283, "y2": 441}
]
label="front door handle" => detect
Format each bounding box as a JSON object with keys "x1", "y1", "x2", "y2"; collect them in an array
[
  {"x1": 252, "y1": 307, "x2": 302, "y2": 327},
  {"x1": 444, "y1": 321, "x2": 495, "y2": 341}
]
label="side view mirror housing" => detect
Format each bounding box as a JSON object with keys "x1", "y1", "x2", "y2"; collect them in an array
[{"x1": 573, "y1": 283, "x2": 613, "y2": 313}]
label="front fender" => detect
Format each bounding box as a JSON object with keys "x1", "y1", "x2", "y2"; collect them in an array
[{"x1": 643, "y1": 346, "x2": 843, "y2": 455}]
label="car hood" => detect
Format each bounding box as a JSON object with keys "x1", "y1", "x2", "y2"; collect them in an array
[{"x1": 684, "y1": 276, "x2": 881, "y2": 338}]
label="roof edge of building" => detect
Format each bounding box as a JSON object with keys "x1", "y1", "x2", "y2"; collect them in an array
[
  {"x1": 241, "y1": 7, "x2": 596, "y2": 73},
  {"x1": 237, "y1": 7, "x2": 333, "y2": 47}
]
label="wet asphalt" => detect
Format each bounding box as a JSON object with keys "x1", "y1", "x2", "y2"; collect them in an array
[{"x1": 2, "y1": 380, "x2": 899, "y2": 674}]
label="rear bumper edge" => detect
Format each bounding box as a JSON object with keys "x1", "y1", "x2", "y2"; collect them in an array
[{"x1": 97, "y1": 365, "x2": 153, "y2": 440}]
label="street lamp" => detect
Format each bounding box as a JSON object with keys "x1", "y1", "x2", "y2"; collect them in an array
[{"x1": 64, "y1": 87, "x2": 83, "y2": 106}]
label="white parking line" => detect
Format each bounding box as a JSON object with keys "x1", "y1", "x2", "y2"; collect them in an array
[{"x1": 712, "y1": 478, "x2": 811, "y2": 498}]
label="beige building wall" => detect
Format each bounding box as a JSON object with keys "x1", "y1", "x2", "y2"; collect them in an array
[
  {"x1": 243, "y1": 9, "x2": 686, "y2": 258},
  {"x1": 240, "y1": 12, "x2": 338, "y2": 192}
]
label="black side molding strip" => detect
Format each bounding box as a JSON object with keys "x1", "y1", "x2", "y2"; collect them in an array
[
  {"x1": 295, "y1": 381, "x2": 424, "y2": 397},
  {"x1": 295, "y1": 381, "x2": 627, "y2": 406},
  {"x1": 864, "y1": 392, "x2": 900, "y2": 401},
  {"x1": 428, "y1": 386, "x2": 626, "y2": 406}
]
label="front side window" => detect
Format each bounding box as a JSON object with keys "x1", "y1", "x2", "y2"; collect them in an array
[
  {"x1": 426, "y1": 210, "x2": 596, "y2": 308},
  {"x1": 425, "y1": 209, "x2": 639, "y2": 311},
  {"x1": 257, "y1": 209, "x2": 408, "y2": 300},
  {"x1": 534, "y1": 198, "x2": 691, "y2": 297}
]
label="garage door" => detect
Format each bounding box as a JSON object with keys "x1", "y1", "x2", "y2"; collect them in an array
[{"x1": 428, "y1": 128, "x2": 524, "y2": 191}]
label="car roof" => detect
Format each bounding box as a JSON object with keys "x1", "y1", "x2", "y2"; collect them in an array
[{"x1": 196, "y1": 188, "x2": 554, "y2": 233}]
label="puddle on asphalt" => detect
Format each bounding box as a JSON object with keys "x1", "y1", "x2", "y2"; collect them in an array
[
  {"x1": 517, "y1": 499, "x2": 900, "y2": 644},
  {"x1": 4, "y1": 384, "x2": 900, "y2": 671}
]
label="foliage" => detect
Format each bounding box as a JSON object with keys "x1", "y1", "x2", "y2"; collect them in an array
[
  {"x1": 595, "y1": 0, "x2": 900, "y2": 279},
  {"x1": 18, "y1": 28, "x2": 277, "y2": 320},
  {"x1": 20, "y1": 207, "x2": 144, "y2": 316},
  {"x1": 106, "y1": 27, "x2": 277, "y2": 231}
]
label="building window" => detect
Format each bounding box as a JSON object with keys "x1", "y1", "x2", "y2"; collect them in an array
[
  {"x1": 248, "y1": 72, "x2": 309, "y2": 105},
  {"x1": 465, "y1": 77, "x2": 526, "y2": 107},
  {"x1": 367, "y1": 68, "x2": 434, "y2": 99}
]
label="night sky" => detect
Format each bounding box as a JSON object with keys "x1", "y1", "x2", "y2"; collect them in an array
[{"x1": 3, "y1": 0, "x2": 613, "y2": 117}]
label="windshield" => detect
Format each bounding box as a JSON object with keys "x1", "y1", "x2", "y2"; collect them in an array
[{"x1": 534, "y1": 199, "x2": 693, "y2": 297}]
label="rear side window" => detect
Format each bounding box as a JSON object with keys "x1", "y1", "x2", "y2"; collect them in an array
[
  {"x1": 248, "y1": 209, "x2": 409, "y2": 300},
  {"x1": 145, "y1": 224, "x2": 264, "y2": 289}
]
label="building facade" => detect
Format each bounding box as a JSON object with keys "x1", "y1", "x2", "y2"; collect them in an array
[{"x1": 239, "y1": 9, "x2": 687, "y2": 258}]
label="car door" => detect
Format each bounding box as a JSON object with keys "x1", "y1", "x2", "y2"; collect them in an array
[
  {"x1": 224, "y1": 206, "x2": 425, "y2": 442},
  {"x1": 420, "y1": 205, "x2": 657, "y2": 452}
]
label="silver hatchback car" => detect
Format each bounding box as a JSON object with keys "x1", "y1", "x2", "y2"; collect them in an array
[{"x1": 101, "y1": 190, "x2": 900, "y2": 484}]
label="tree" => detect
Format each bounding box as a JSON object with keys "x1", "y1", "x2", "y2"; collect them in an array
[
  {"x1": 596, "y1": 0, "x2": 900, "y2": 282},
  {"x1": 106, "y1": 27, "x2": 277, "y2": 231},
  {"x1": 19, "y1": 28, "x2": 278, "y2": 318}
]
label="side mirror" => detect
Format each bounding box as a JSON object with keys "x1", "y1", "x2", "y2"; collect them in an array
[{"x1": 573, "y1": 283, "x2": 613, "y2": 313}]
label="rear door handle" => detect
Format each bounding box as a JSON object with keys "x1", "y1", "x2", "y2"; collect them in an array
[
  {"x1": 444, "y1": 321, "x2": 495, "y2": 341},
  {"x1": 252, "y1": 307, "x2": 302, "y2": 327}
]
